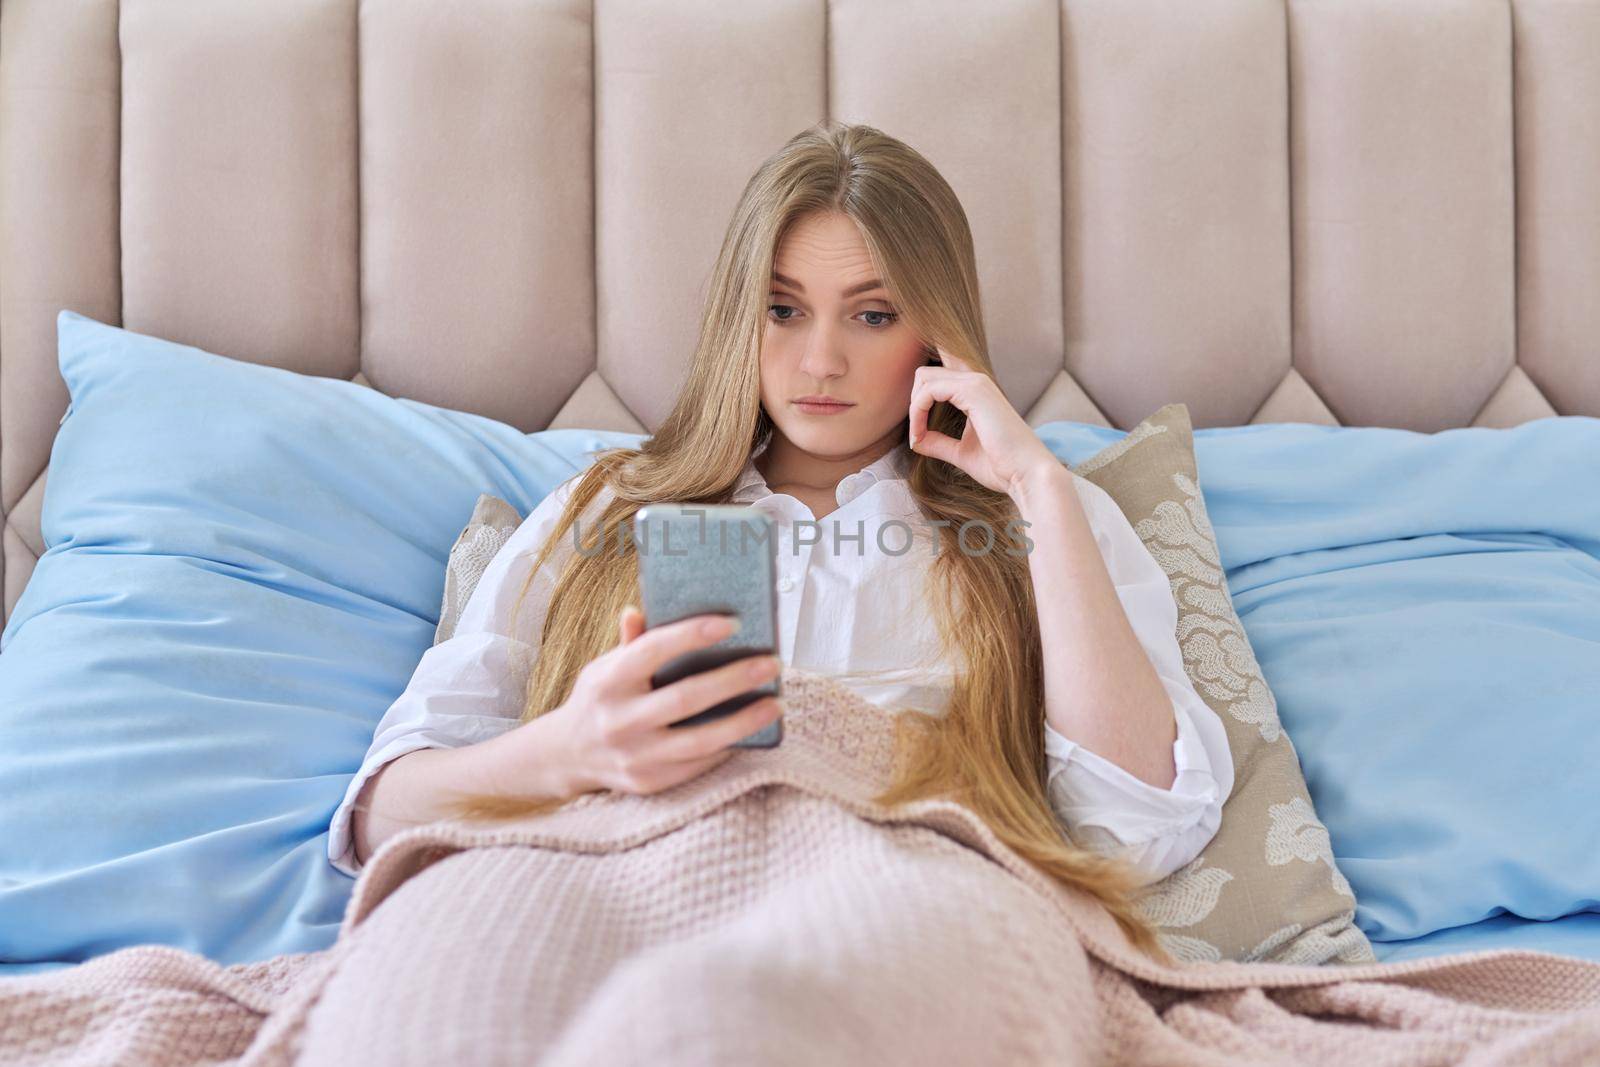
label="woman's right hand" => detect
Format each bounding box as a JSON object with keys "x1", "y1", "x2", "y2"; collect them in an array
[
  {"x1": 352, "y1": 607, "x2": 780, "y2": 867},
  {"x1": 488, "y1": 606, "x2": 783, "y2": 800}
]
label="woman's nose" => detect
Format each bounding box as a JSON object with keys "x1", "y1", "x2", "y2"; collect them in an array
[{"x1": 797, "y1": 326, "x2": 848, "y2": 378}]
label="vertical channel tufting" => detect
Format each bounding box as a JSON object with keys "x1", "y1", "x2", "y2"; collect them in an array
[
  {"x1": 1511, "y1": 0, "x2": 1600, "y2": 417},
  {"x1": 0, "y1": 0, "x2": 121, "y2": 624},
  {"x1": 1, "y1": 0, "x2": 1598, "y2": 628},
  {"x1": 119, "y1": 0, "x2": 360, "y2": 378},
  {"x1": 1061, "y1": 0, "x2": 1291, "y2": 431},
  {"x1": 351, "y1": 0, "x2": 362, "y2": 412},
  {"x1": 359, "y1": 0, "x2": 594, "y2": 433},
  {"x1": 1288, "y1": 0, "x2": 1516, "y2": 432}
]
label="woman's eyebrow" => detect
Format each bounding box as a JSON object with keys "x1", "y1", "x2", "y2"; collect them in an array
[{"x1": 770, "y1": 272, "x2": 886, "y2": 299}]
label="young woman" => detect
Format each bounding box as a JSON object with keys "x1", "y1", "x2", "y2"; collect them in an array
[{"x1": 330, "y1": 121, "x2": 1232, "y2": 955}]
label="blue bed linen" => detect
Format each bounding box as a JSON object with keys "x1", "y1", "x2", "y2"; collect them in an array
[
  {"x1": 1038, "y1": 416, "x2": 1600, "y2": 949},
  {"x1": 0, "y1": 311, "x2": 647, "y2": 976},
  {"x1": 1371, "y1": 911, "x2": 1600, "y2": 965}
]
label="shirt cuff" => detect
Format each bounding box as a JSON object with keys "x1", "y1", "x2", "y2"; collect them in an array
[
  {"x1": 1042, "y1": 686, "x2": 1226, "y2": 885},
  {"x1": 326, "y1": 737, "x2": 443, "y2": 878}
]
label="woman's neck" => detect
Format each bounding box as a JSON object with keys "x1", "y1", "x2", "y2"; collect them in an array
[{"x1": 755, "y1": 427, "x2": 904, "y2": 502}]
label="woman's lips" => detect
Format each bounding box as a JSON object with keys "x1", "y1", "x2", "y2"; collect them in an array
[{"x1": 792, "y1": 398, "x2": 854, "y2": 415}]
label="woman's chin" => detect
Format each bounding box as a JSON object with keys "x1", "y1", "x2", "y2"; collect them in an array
[{"x1": 780, "y1": 430, "x2": 896, "y2": 463}]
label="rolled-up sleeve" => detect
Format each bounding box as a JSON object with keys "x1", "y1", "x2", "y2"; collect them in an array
[
  {"x1": 326, "y1": 475, "x2": 584, "y2": 877},
  {"x1": 1041, "y1": 476, "x2": 1236, "y2": 888},
  {"x1": 326, "y1": 630, "x2": 539, "y2": 876}
]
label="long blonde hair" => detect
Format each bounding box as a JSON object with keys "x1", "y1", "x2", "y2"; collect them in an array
[{"x1": 441, "y1": 120, "x2": 1170, "y2": 963}]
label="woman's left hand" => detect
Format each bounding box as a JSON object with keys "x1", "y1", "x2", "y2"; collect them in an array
[{"x1": 908, "y1": 347, "x2": 1063, "y2": 498}]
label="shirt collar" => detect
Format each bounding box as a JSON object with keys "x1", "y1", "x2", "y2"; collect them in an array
[{"x1": 731, "y1": 439, "x2": 913, "y2": 508}]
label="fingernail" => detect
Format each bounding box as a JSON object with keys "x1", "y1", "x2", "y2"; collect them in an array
[
  {"x1": 704, "y1": 616, "x2": 740, "y2": 638},
  {"x1": 748, "y1": 654, "x2": 780, "y2": 679}
]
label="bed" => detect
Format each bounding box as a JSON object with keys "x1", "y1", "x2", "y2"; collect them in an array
[{"x1": 1, "y1": 0, "x2": 1598, "y2": 1030}]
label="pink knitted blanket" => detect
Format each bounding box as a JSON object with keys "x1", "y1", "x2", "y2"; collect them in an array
[{"x1": 4, "y1": 669, "x2": 1599, "y2": 1065}]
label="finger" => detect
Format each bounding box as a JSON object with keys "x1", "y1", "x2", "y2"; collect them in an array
[
  {"x1": 908, "y1": 372, "x2": 966, "y2": 446},
  {"x1": 619, "y1": 604, "x2": 646, "y2": 644},
  {"x1": 912, "y1": 368, "x2": 1001, "y2": 426},
  {"x1": 631, "y1": 651, "x2": 781, "y2": 731},
  {"x1": 910, "y1": 367, "x2": 966, "y2": 415},
  {"x1": 908, "y1": 366, "x2": 945, "y2": 445},
  {"x1": 910, "y1": 424, "x2": 962, "y2": 464},
  {"x1": 649, "y1": 696, "x2": 783, "y2": 764},
  {"x1": 909, "y1": 375, "x2": 974, "y2": 464},
  {"x1": 602, "y1": 612, "x2": 742, "y2": 697},
  {"x1": 932, "y1": 346, "x2": 973, "y2": 372}
]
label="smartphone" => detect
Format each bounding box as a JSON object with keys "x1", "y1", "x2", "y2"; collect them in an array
[{"x1": 632, "y1": 504, "x2": 782, "y2": 748}]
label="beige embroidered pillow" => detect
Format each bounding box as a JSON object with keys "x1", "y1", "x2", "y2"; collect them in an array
[
  {"x1": 1069, "y1": 402, "x2": 1374, "y2": 965},
  {"x1": 434, "y1": 493, "x2": 523, "y2": 645}
]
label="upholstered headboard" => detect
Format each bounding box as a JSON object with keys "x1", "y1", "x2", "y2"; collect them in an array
[{"x1": 1, "y1": 0, "x2": 1596, "y2": 627}]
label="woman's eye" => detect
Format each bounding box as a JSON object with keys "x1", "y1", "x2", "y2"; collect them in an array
[{"x1": 766, "y1": 305, "x2": 898, "y2": 329}]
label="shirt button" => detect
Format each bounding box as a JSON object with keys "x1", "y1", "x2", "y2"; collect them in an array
[{"x1": 777, "y1": 575, "x2": 795, "y2": 593}]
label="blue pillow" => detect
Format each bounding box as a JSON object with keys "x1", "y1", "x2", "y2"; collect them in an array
[
  {"x1": 0, "y1": 310, "x2": 645, "y2": 975},
  {"x1": 1039, "y1": 416, "x2": 1600, "y2": 946}
]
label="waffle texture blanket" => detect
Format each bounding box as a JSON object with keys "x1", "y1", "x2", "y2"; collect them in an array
[{"x1": 4, "y1": 669, "x2": 1600, "y2": 1066}]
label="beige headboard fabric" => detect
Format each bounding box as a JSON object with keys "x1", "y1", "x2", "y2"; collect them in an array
[{"x1": 1, "y1": 0, "x2": 1597, "y2": 626}]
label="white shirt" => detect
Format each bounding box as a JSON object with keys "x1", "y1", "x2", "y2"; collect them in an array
[{"x1": 328, "y1": 442, "x2": 1233, "y2": 886}]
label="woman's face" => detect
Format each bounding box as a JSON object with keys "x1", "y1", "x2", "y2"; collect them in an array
[{"x1": 759, "y1": 211, "x2": 931, "y2": 460}]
